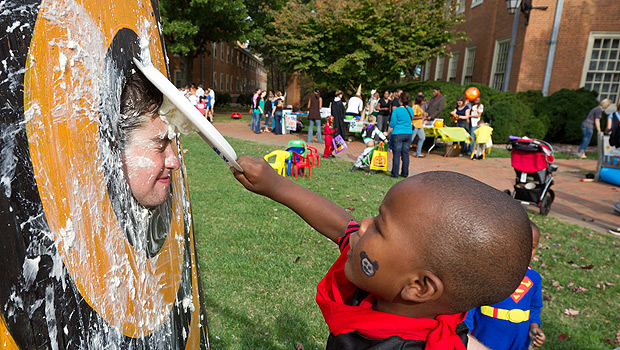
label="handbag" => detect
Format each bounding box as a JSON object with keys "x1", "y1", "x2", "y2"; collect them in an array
[
  {"x1": 370, "y1": 143, "x2": 388, "y2": 172},
  {"x1": 332, "y1": 134, "x2": 348, "y2": 154}
]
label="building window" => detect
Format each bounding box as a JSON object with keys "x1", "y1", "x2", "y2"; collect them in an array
[
  {"x1": 435, "y1": 56, "x2": 444, "y2": 81},
  {"x1": 423, "y1": 60, "x2": 431, "y2": 81},
  {"x1": 582, "y1": 34, "x2": 620, "y2": 104},
  {"x1": 447, "y1": 51, "x2": 459, "y2": 82},
  {"x1": 455, "y1": 0, "x2": 466, "y2": 13},
  {"x1": 221, "y1": 42, "x2": 224, "y2": 60},
  {"x1": 220, "y1": 73, "x2": 223, "y2": 91},
  {"x1": 213, "y1": 71, "x2": 217, "y2": 89},
  {"x1": 174, "y1": 70, "x2": 183, "y2": 87},
  {"x1": 227, "y1": 47, "x2": 230, "y2": 63},
  {"x1": 490, "y1": 38, "x2": 510, "y2": 91},
  {"x1": 471, "y1": 0, "x2": 483, "y2": 8},
  {"x1": 213, "y1": 42, "x2": 217, "y2": 60},
  {"x1": 462, "y1": 46, "x2": 476, "y2": 84}
]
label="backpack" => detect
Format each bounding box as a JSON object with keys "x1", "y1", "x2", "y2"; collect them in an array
[{"x1": 609, "y1": 112, "x2": 620, "y2": 147}]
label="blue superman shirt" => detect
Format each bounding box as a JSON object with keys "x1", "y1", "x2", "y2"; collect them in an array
[{"x1": 465, "y1": 267, "x2": 543, "y2": 350}]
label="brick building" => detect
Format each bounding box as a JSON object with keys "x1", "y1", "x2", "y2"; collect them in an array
[
  {"x1": 167, "y1": 41, "x2": 267, "y2": 100},
  {"x1": 423, "y1": 0, "x2": 620, "y2": 105}
]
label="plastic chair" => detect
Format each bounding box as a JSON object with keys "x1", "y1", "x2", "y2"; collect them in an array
[
  {"x1": 285, "y1": 146, "x2": 305, "y2": 176},
  {"x1": 287, "y1": 140, "x2": 307, "y2": 157},
  {"x1": 306, "y1": 145, "x2": 320, "y2": 167},
  {"x1": 290, "y1": 151, "x2": 312, "y2": 179},
  {"x1": 264, "y1": 150, "x2": 290, "y2": 176}
]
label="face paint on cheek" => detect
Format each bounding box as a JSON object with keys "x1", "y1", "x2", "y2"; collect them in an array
[{"x1": 359, "y1": 251, "x2": 379, "y2": 277}]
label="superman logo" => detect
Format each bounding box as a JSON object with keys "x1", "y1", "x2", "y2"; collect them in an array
[{"x1": 510, "y1": 276, "x2": 533, "y2": 303}]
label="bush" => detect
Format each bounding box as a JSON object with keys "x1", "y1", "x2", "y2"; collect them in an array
[
  {"x1": 236, "y1": 93, "x2": 252, "y2": 106},
  {"x1": 534, "y1": 88, "x2": 599, "y2": 144},
  {"x1": 214, "y1": 92, "x2": 232, "y2": 106},
  {"x1": 484, "y1": 93, "x2": 548, "y2": 142},
  {"x1": 516, "y1": 90, "x2": 543, "y2": 111}
]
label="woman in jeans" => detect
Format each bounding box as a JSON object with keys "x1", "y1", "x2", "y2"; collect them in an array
[
  {"x1": 579, "y1": 98, "x2": 611, "y2": 158},
  {"x1": 307, "y1": 88, "x2": 323, "y2": 143},
  {"x1": 273, "y1": 91, "x2": 284, "y2": 134},
  {"x1": 385, "y1": 91, "x2": 413, "y2": 178},
  {"x1": 411, "y1": 94, "x2": 426, "y2": 158}
]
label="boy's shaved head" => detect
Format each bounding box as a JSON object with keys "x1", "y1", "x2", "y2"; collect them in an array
[{"x1": 394, "y1": 171, "x2": 531, "y2": 313}]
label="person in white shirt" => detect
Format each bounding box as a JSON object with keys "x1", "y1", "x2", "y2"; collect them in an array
[
  {"x1": 208, "y1": 87, "x2": 215, "y2": 118},
  {"x1": 345, "y1": 94, "x2": 363, "y2": 120},
  {"x1": 468, "y1": 97, "x2": 484, "y2": 155},
  {"x1": 195, "y1": 85, "x2": 204, "y2": 98}
]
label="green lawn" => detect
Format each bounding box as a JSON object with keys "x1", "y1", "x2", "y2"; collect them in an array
[{"x1": 181, "y1": 133, "x2": 619, "y2": 350}]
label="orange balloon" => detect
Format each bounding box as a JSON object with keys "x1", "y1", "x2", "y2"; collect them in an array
[{"x1": 465, "y1": 87, "x2": 480, "y2": 101}]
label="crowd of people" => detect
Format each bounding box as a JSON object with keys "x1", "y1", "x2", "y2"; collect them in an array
[
  {"x1": 327, "y1": 86, "x2": 486, "y2": 178},
  {"x1": 250, "y1": 88, "x2": 286, "y2": 135},
  {"x1": 178, "y1": 83, "x2": 215, "y2": 122}
]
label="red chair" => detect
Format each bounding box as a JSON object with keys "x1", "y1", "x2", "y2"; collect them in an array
[
  {"x1": 306, "y1": 145, "x2": 320, "y2": 167},
  {"x1": 290, "y1": 151, "x2": 312, "y2": 179}
]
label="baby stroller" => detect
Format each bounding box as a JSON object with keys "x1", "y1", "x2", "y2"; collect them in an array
[
  {"x1": 350, "y1": 143, "x2": 384, "y2": 173},
  {"x1": 505, "y1": 137, "x2": 558, "y2": 216}
]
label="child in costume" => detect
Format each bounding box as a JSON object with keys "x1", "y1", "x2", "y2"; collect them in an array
[
  {"x1": 232, "y1": 159, "x2": 533, "y2": 350},
  {"x1": 323, "y1": 116, "x2": 337, "y2": 158},
  {"x1": 350, "y1": 140, "x2": 377, "y2": 171},
  {"x1": 472, "y1": 120, "x2": 493, "y2": 160},
  {"x1": 362, "y1": 115, "x2": 387, "y2": 146},
  {"x1": 464, "y1": 221, "x2": 546, "y2": 349}
]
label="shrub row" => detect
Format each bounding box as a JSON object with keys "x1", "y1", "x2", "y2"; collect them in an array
[{"x1": 213, "y1": 91, "x2": 232, "y2": 106}]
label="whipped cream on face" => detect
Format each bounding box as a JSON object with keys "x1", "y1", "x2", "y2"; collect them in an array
[{"x1": 158, "y1": 96, "x2": 197, "y2": 139}]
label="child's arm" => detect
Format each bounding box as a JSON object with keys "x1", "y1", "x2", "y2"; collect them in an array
[
  {"x1": 232, "y1": 155, "x2": 354, "y2": 242},
  {"x1": 528, "y1": 323, "x2": 545, "y2": 347}
]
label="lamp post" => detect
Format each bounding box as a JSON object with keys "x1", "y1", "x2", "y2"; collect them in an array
[{"x1": 503, "y1": 0, "x2": 548, "y2": 92}]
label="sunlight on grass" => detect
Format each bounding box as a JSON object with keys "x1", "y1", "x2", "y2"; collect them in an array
[{"x1": 180, "y1": 133, "x2": 619, "y2": 350}]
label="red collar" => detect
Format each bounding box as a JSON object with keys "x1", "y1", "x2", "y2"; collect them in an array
[{"x1": 316, "y1": 245, "x2": 466, "y2": 349}]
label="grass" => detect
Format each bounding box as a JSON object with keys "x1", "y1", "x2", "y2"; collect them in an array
[{"x1": 180, "y1": 133, "x2": 619, "y2": 350}]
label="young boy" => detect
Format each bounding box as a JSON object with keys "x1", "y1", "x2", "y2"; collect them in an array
[
  {"x1": 362, "y1": 115, "x2": 387, "y2": 146},
  {"x1": 464, "y1": 222, "x2": 546, "y2": 349},
  {"x1": 350, "y1": 140, "x2": 379, "y2": 171},
  {"x1": 232, "y1": 159, "x2": 533, "y2": 349},
  {"x1": 472, "y1": 119, "x2": 493, "y2": 160}
]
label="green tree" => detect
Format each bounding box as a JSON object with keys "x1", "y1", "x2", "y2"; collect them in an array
[
  {"x1": 159, "y1": 0, "x2": 248, "y2": 85},
  {"x1": 267, "y1": 0, "x2": 464, "y2": 93}
]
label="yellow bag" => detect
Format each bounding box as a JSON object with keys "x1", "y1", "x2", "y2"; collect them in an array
[{"x1": 370, "y1": 143, "x2": 388, "y2": 171}]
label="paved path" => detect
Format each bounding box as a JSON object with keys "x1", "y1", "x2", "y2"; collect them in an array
[{"x1": 212, "y1": 120, "x2": 619, "y2": 234}]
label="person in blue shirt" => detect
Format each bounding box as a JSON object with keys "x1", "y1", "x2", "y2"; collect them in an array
[
  {"x1": 465, "y1": 221, "x2": 546, "y2": 349},
  {"x1": 385, "y1": 91, "x2": 413, "y2": 178}
]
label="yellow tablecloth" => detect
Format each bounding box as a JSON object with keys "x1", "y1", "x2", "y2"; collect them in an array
[{"x1": 424, "y1": 126, "x2": 472, "y2": 143}]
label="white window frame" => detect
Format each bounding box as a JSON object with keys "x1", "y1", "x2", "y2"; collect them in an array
[
  {"x1": 213, "y1": 71, "x2": 217, "y2": 89},
  {"x1": 489, "y1": 37, "x2": 511, "y2": 90},
  {"x1": 447, "y1": 51, "x2": 459, "y2": 82},
  {"x1": 220, "y1": 42, "x2": 224, "y2": 60},
  {"x1": 435, "y1": 56, "x2": 445, "y2": 81},
  {"x1": 461, "y1": 46, "x2": 476, "y2": 84},
  {"x1": 455, "y1": 0, "x2": 466, "y2": 14},
  {"x1": 213, "y1": 42, "x2": 217, "y2": 60},
  {"x1": 471, "y1": 0, "x2": 483, "y2": 8},
  {"x1": 580, "y1": 32, "x2": 620, "y2": 105},
  {"x1": 220, "y1": 73, "x2": 223, "y2": 90}
]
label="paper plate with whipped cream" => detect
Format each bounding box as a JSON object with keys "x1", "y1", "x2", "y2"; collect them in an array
[{"x1": 133, "y1": 58, "x2": 243, "y2": 172}]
